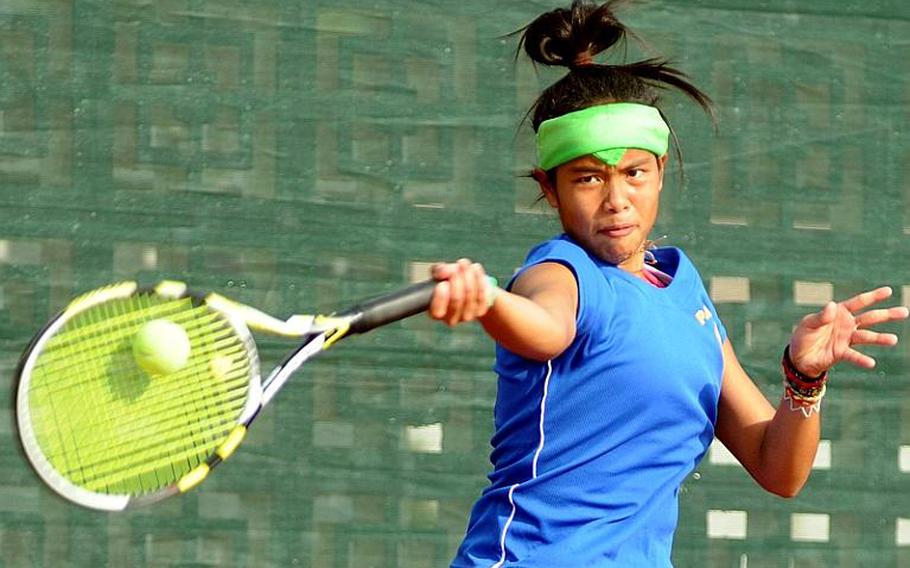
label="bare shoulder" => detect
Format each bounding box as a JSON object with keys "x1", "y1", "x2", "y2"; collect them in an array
[
  {"x1": 511, "y1": 262, "x2": 578, "y2": 330},
  {"x1": 511, "y1": 261, "x2": 577, "y2": 298}
]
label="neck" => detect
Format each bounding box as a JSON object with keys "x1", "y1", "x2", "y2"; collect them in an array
[{"x1": 619, "y1": 251, "x2": 646, "y2": 278}]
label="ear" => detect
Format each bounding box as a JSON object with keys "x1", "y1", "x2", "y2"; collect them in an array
[
  {"x1": 656, "y1": 154, "x2": 669, "y2": 192},
  {"x1": 532, "y1": 168, "x2": 559, "y2": 208}
]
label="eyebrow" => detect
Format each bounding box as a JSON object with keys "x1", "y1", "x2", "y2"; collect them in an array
[
  {"x1": 565, "y1": 164, "x2": 609, "y2": 174},
  {"x1": 619, "y1": 157, "x2": 652, "y2": 169},
  {"x1": 565, "y1": 157, "x2": 654, "y2": 174}
]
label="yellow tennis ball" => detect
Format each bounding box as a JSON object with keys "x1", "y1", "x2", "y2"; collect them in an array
[{"x1": 132, "y1": 319, "x2": 191, "y2": 375}]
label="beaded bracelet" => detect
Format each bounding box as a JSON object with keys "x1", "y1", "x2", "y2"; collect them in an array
[
  {"x1": 781, "y1": 346, "x2": 828, "y2": 417},
  {"x1": 782, "y1": 382, "x2": 826, "y2": 418}
]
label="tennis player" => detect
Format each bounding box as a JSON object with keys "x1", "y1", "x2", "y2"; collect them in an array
[{"x1": 429, "y1": 2, "x2": 909, "y2": 566}]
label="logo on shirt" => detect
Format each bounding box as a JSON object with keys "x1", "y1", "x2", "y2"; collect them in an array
[{"x1": 695, "y1": 305, "x2": 712, "y2": 326}]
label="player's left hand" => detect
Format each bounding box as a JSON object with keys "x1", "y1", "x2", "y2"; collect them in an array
[{"x1": 788, "y1": 286, "x2": 909, "y2": 377}]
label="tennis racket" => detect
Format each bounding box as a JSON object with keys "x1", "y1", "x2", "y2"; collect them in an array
[{"x1": 15, "y1": 278, "x2": 447, "y2": 511}]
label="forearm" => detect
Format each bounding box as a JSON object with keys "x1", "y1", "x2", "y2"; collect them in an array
[
  {"x1": 716, "y1": 340, "x2": 822, "y2": 498},
  {"x1": 479, "y1": 290, "x2": 575, "y2": 361},
  {"x1": 427, "y1": 260, "x2": 578, "y2": 362},
  {"x1": 754, "y1": 397, "x2": 821, "y2": 497}
]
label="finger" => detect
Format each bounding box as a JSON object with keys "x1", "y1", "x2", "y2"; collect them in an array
[
  {"x1": 432, "y1": 262, "x2": 456, "y2": 281},
  {"x1": 851, "y1": 329, "x2": 899, "y2": 347},
  {"x1": 840, "y1": 347, "x2": 877, "y2": 369},
  {"x1": 429, "y1": 281, "x2": 450, "y2": 320},
  {"x1": 460, "y1": 262, "x2": 480, "y2": 322},
  {"x1": 855, "y1": 306, "x2": 910, "y2": 328},
  {"x1": 447, "y1": 268, "x2": 465, "y2": 326},
  {"x1": 841, "y1": 286, "x2": 893, "y2": 313},
  {"x1": 457, "y1": 259, "x2": 477, "y2": 321},
  {"x1": 799, "y1": 301, "x2": 838, "y2": 330},
  {"x1": 472, "y1": 263, "x2": 490, "y2": 318}
]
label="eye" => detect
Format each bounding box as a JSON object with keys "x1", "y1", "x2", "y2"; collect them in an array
[
  {"x1": 574, "y1": 174, "x2": 603, "y2": 186},
  {"x1": 627, "y1": 168, "x2": 645, "y2": 179}
]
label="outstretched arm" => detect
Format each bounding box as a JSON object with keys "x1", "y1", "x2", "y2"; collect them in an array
[
  {"x1": 428, "y1": 258, "x2": 578, "y2": 362},
  {"x1": 715, "y1": 286, "x2": 908, "y2": 497}
]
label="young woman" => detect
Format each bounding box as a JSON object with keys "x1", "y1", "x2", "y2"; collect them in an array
[{"x1": 430, "y1": 2, "x2": 908, "y2": 566}]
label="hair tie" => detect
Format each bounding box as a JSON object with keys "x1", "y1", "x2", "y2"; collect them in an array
[{"x1": 573, "y1": 52, "x2": 594, "y2": 67}]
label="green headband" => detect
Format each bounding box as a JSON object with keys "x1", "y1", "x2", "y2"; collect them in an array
[{"x1": 536, "y1": 103, "x2": 670, "y2": 170}]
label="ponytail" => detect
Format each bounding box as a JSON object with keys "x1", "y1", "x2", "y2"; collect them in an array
[
  {"x1": 515, "y1": 1, "x2": 714, "y2": 137},
  {"x1": 510, "y1": 1, "x2": 714, "y2": 181}
]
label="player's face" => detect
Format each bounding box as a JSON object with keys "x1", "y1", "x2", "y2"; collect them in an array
[{"x1": 539, "y1": 150, "x2": 666, "y2": 271}]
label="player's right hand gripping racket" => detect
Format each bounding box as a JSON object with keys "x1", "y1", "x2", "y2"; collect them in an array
[{"x1": 15, "y1": 278, "x2": 452, "y2": 511}]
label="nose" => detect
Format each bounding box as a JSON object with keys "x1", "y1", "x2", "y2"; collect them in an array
[{"x1": 602, "y1": 179, "x2": 631, "y2": 212}]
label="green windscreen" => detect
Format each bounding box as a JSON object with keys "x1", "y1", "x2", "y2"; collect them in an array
[{"x1": 1, "y1": 1, "x2": 908, "y2": 566}]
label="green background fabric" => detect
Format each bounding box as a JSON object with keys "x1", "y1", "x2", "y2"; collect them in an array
[{"x1": 1, "y1": 1, "x2": 909, "y2": 566}]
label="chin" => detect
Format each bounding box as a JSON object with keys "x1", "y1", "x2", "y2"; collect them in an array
[
  {"x1": 577, "y1": 233, "x2": 641, "y2": 266},
  {"x1": 594, "y1": 248, "x2": 632, "y2": 266}
]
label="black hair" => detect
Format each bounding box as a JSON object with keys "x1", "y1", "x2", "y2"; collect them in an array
[{"x1": 515, "y1": 0, "x2": 715, "y2": 175}]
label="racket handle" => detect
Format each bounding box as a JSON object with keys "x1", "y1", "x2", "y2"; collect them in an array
[
  {"x1": 344, "y1": 280, "x2": 437, "y2": 334},
  {"x1": 343, "y1": 275, "x2": 499, "y2": 335}
]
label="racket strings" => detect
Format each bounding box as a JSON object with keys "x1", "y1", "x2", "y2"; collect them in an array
[
  {"x1": 33, "y1": 300, "x2": 217, "y2": 387},
  {"x1": 32, "y1": 321, "x2": 244, "y2": 408},
  {"x1": 32, "y1": 296, "x2": 197, "y2": 437},
  {"x1": 33, "y1": 295, "x2": 149, "y2": 487},
  {"x1": 37, "y1": 339, "x2": 246, "y2": 491},
  {"x1": 44, "y1": 356, "x2": 250, "y2": 479},
  {"x1": 26, "y1": 292, "x2": 254, "y2": 495},
  {"x1": 71, "y1": 406, "x2": 246, "y2": 489}
]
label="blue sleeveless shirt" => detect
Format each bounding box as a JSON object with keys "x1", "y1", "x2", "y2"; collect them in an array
[{"x1": 452, "y1": 235, "x2": 726, "y2": 567}]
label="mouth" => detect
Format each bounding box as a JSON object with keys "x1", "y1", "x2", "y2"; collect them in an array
[{"x1": 599, "y1": 224, "x2": 636, "y2": 238}]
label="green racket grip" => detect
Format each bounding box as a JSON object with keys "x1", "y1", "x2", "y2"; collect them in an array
[{"x1": 344, "y1": 276, "x2": 498, "y2": 335}]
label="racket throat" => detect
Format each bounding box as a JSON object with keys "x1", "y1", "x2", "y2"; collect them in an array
[
  {"x1": 314, "y1": 316, "x2": 351, "y2": 349},
  {"x1": 261, "y1": 333, "x2": 331, "y2": 404}
]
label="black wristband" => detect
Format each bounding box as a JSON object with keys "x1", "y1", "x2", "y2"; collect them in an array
[{"x1": 782, "y1": 346, "x2": 827, "y2": 383}]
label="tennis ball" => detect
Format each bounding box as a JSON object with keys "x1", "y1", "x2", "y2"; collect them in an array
[{"x1": 132, "y1": 319, "x2": 191, "y2": 375}]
